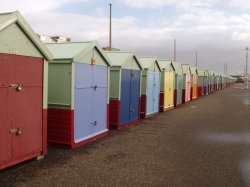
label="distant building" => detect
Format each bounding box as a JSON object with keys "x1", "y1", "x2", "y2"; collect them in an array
[
  {"x1": 232, "y1": 75, "x2": 245, "y2": 83},
  {"x1": 39, "y1": 35, "x2": 71, "y2": 43},
  {"x1": 102, "y1": 46, "x2": 120, "y2": 51}
]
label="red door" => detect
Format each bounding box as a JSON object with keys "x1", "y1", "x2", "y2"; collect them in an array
[
  {"x1": 0, "y1": 54, "x2": 43, "y2": 165},
  {"x1": 0, "y1": 56, "x2": 11, "y2": 163}
]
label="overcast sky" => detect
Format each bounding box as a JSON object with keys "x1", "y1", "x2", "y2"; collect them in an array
[{"x1": 1, "y1": 0, "x2": 250, "y2": 74}]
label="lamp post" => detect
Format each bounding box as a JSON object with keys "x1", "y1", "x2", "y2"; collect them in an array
[
  {"x1": 245, "y1": 47, "x2": 248, "y2": 89},
  {"x1": 109, "y1": 1, "x2": 112, "y2": 51}
]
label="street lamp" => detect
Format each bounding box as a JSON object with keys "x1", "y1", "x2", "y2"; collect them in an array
[
  {"x1": 245, "y1": 47, "x2": 249, "y2": 89},
  {"x1": 109, "y1": 1, "x2": 112, "y2": 51}
]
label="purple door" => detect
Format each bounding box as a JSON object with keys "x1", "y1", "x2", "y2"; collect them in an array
[
  {"x1": 92, "y1": 65, "x2": 108, "y2": 135},
  {"x1": 74, "y1": 63, "x2": 93, "y2": 143},
  {"x1": 74, "y1": 63, "x2": 108, "y2": 144}
]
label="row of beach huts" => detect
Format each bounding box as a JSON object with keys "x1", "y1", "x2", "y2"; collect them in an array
[{"x1": 0, "y1": 11, "x2": 236, "y2": 170}]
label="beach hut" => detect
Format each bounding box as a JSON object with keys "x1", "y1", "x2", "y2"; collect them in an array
[
  {"x1": 215, "y1": 72, "x2": 220, "y2": 90},
  {"x1": 213, "y1": 72, "x2": 217, "y2": 91},
  {"x1": 0, "y1": 11, "x2": 52, "y2": 170},
  {"x1": 221, "y1": 74, "x2": 225, "y2": 89},
  {"x1": 208, "y1": 71, "x2": 214, "y2": 92},
  {"x1": 172, "y1": 62, "x2": 183, "y2": 107},
  {"x1": 158, "y1": 59, "x2": 175, "y2": 112},
  {"x1": 190, "y1": 66, "x2": 198, "y2": 100},
  {"x1": 219, "y1": 74, "x2": 223, "y2": 90},
  {"x1": 105, "y1": 51, "x2": 142, "y2": 129},
  {"x1": 197, "y1": 69, "x2": 205, "y2": 97},
  {"x1": 46, "y1": 41, "x2": 110, "y2": 148},
  {"x1": 139, "y1": 57, "x2": 161, "y2": 118},
  {"x1": 182, "y1": 64, "x2": 191, "y2": 103},
  {"x1": 204, "y1": 70, "x2": 209, "y2": 95},
  {"x1": 219, "y1": 73, "x2": 223, "y2": 90}
]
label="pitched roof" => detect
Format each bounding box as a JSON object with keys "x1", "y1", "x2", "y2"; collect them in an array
[
  {"x1": 105, "y1": 51, "x2": 143, "y2": 69},
  {"x1": 0, "y1": 11, "x2": 52, "y2": 60},
  {"x1": 138, "y1": 56, "x2": 160, "y2": 71},
  {"x1": 157, "y1": 59, "x2": 175, "y2": 72},
  {"x1": 190, "y1": 66, "x2": 198, "y2": 75},
  {"x1": 172, "y1": 61, "x2": 183, "y2": 75},
  {"x1": 197, "y1": 69, "x2": 205, "y2": 76},
  {"x1": 46, "y1": 41, "x2": 111, "y2": 66},
  {"x1": 181, "y1": 64, "x2": 191, "y2": 74}
]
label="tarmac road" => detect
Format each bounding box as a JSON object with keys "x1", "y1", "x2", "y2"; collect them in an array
[{"x1": 0, "y1": 83, "x2": 250, "y2": 187}]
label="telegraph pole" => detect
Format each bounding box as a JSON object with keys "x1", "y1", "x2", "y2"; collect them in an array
[
  {"x1": 245, "y1": 47, "x2": 249, "y2": 89},
  {"x1": 109, "y1": 2, "x2": 112, "y2": 51}
]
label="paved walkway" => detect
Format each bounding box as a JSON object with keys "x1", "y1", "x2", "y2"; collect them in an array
[{"x1": 1, "y1": 84, "x2": 250, "y2": 187}]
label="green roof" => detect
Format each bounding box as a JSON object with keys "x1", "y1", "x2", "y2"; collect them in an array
[
  {"x1": 105, "y1": 51, "x2": 143, "y2": 69},
  {"x1": 0, "y1": 11, "x2": 52, "y2": 60},
  {"x1": 208, "y1": 71, "x2": 214, "y2": 76},
  {"x1": 157, "y1": 59, "x2": 175, "y2": 72},
  {"x1": 138, "y1": 56, "x2": 160, "y2": 71},
  {"x1": 172, "y1": 61, "x2": 183, "y2": 75},
  {"x1": 197, "y1": 69, "x2": 205, "y2": 76},
  {"x1": 46, "y1": 41, "x2": 111, "y2": 66},
  {"x1": 190, "y1": 66, "x2": 197, "y2": 75},
  {"x1": 46, "y1": 42, "x2": 90, "y2": 59},
  {"x1": 181, "y1": 64, "x2": 191, "y2": 75}
]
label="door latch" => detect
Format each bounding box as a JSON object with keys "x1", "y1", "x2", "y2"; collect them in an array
[
  {"x1": 93, "y1": 85, "x2": 98, "y2": 90},
  {"x1": 10, "y1": 84, "x2": 23, "y2": 91},
  {"x1": 131, "y1": 73, "x2": 136, "y2": 77},
  {"x1": 10, "y1": 128, "x2": 22, "y2": 135},
  {"x1": 91, "y1": 121, "x2": 97, "y2": 126},
  {"x1": 130, "y1": 108, "x2": 135, "y2": 112}
]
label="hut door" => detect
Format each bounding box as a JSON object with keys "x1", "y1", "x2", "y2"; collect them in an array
[
  {"x1": 129, "y1": 70, "x2": 140, "y2": 121},
  {"x1": 0, "y1": 56, "x2": 43, "y2": 161},
  {"x1": 0, "y1": 56, "x2": 11, "y2": 163},
  {"x1": 177, "y1": 75, "x2": 183, "y2": 104},
  {"x1": 120, "y1": 69, "x2": 131, "y2": 125},
  {"x1": 168, "y1": 72, "x2": 174, "y2": 107},
  {"x1": 185, "y1": 75, "x2": 191, "y2": 101},
  {"x1": 9, "y1": 57, "x2": 43, "y2": 159},
  {"x1": 74, "y1": 64, "x2": 93, "y2": 143},
  {"x1": 146, "y1": 71, "x2": 154, "y2": 115},
  {"x1": 74, "y1": 64, "x2": 108, "y2": 143},
  {"x1": 120, "y1": 69, "x2": 140, "y2": 125},
  {"x1": 164, "y1": 72, "x2": 174, "y2": 108},
  {"x1": 193, "y1": 76, "x2": 197, "y2": 98},
  {"x1": 153, "y1": 72, "x2": 160, "y2": 112},
  {"x1": 92, "y1": 65, "x2": 108, "y2": 135},
  {"x1": 202, "y1": 77, "x2": 205, "y2": 94},
  {"x1": 164, "y1": 72, "x2": 170, "y2": 108},
  {"x1": 205, "y1": 77, "x2": 208, "y2": 94}
]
